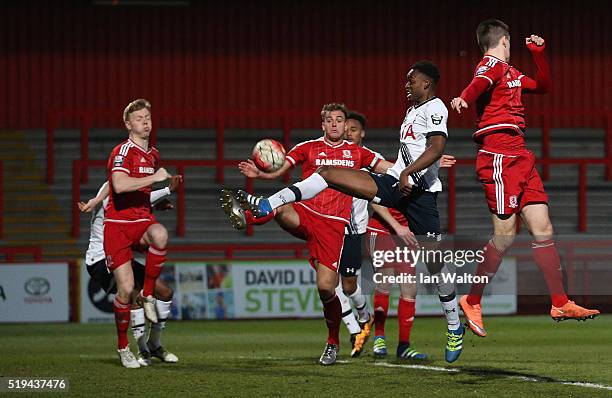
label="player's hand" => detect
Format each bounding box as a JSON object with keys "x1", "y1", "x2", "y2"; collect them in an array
[
  {"x1": 153, "y1": 167, "x2": 171, "y2": 182},
  {"x1": 399, "y1": 170, "x2": 413, "y2": 196},
  {"x1": 168, "y1": 175, "x2": 182, "y2": 192},
  {"x1": 154, "y1": 198, "x2": 174, "y2": 211},
  {"x1": 450, "y1": 97, "x2": 468, "y2": 114},
  {"x1": 78, "y1": 199, "x2": 98, "y2": 213},
  {"x1": 439, "y1": 154, "x2": 456, "y2": 168},
  {"x1": 394, "y1": 224, "x2": 420, "y2": 249},
  {"x1": 238, "y1": 159, "x2": 261, "y2": 178},
  {"x1": 526, "y1": 35, "x2": 545, "y2": 52}
]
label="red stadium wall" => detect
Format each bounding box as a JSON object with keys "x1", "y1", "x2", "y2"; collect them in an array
[{"x1": 1, "y1": 0, "x2": 609, "y2": 128}]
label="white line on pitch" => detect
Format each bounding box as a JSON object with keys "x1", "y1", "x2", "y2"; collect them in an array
[{"x1": 373, "y1": 362, "x2": 459, "y2": 373}]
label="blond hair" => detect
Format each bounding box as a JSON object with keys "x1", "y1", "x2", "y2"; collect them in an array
[{"x1": 123, "y1": 99, "x2": 151, "y2": 122}]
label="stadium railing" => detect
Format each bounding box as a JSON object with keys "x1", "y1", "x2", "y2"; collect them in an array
[{"x1": 46, "y1": 108, "x2": 612, "y2": 184}]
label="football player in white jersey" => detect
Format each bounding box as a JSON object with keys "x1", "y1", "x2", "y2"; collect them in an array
[
  {"x1": 340, "y1": 111, "x2": 379, "y2": 357},
  {"x1": 78, "y1": 177, "x2": 180, "y2": 368},
  {"x1": 238, "y1": 61, "x2": 465, "y2": 362}
]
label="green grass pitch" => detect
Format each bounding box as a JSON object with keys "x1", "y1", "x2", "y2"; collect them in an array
[{"x1": 1, "y1": 316, "x2": 611, "y2": 397}]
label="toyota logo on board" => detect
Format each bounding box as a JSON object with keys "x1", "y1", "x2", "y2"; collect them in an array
[{"x1": 24, "y1": 277, "x2": 51, "y2": 296}]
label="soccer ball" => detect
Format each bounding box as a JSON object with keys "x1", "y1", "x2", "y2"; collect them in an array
[{"x1": 252, "y1": 139, "x2": 286, "y2": 172}]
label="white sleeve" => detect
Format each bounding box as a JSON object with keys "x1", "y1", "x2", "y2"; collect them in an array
[
  {"x1": 425, "y1": 101, "x2": 448, "y2": 137},
  {"x1": 150, "y1": 187, "x2": 171, "y2": 204}
]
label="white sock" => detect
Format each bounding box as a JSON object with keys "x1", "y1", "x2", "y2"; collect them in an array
[
  {"x1": 130, "y1": 308, "x2": 148, "y2": 353},
  {"x1": 439, "y1": 293, "x2": 460, "y2": 330},
  {"x1": 267, "y1": 173, "x2": 328, "y2": 210},
  {"x1": 148, "y1": 299, "x2": 171, "y2": 349},
  {"x1": 336, "y1": 283, "x2": 361, "y2": 334},
  {"x1": 349, "y1": 285, "x2": 369, "y2": 323}
]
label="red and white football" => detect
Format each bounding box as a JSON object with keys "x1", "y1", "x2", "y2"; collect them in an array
[{"x1": 252, "y1": 139, "x2": 286, "y2": 172}]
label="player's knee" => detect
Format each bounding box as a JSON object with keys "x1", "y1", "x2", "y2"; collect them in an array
[
  {"x1": 150, "y1": 225, "x2": 168, "y2": 248},
  {"x1": 317, "y1": 287, "x2": 335, "y2": 302},
  {"x1": 531, "y1": 221, "x2": 553, "y2": 239},
  {"x1": 341, "y1": 277, "x2": 357, "y2": 296},
  {"x1": 116, "y1": 284, "x2": 134, "y2": 303}
]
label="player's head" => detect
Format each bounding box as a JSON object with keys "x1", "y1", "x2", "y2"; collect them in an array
[
  {"x1": 123, "y1": 98, "x2": 152, "y2": 140},
  {"x1": 345, "y1": 111, "x2": 366, "y2": 146},
  {"x1": 321, "y1": 103, "x2": 348, "y2": 142},
  {"x1": 477, "y1": 18, "x2": 510, "y2": 60},
  {"x1": 406, "y1": 61, "x2": 440, "y2": 104}
]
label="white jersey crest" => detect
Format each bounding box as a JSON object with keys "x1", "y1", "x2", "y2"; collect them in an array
[{"x1": 387, "y1": 97, "x2": 448, "y2": 192}]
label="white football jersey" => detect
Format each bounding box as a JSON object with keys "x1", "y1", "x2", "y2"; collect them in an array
[
  {"x1": 387, "y1": 97, "x2": 448, "y2": 192},
  {"x1": 84, "y1": 187, "x2": 171, "y2": 266},
  {"x1": 346, "y1": 147, "x2": 385, "y2": 235}
]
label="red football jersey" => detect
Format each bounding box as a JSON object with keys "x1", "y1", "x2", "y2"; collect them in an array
[
  {"x1": 286, "y1": 137, "x2": 381, "y2": 223},
  {"x1": 367, "y1": 208, "x2": 408, "y2": 235},
  {"x1": 471, "y1": 55, "x2": 528, "y2": 139},
  {"x1": 105, "y1": 139, "x2": 160, "y2": 222}
]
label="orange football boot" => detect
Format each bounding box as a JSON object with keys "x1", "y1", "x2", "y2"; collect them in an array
[
  {"x1": 550, "y1": 300, "x2": 600, "y2": 322},
  {"x1": 459, "y1": 295, "x2": 487, "y2": 337}
]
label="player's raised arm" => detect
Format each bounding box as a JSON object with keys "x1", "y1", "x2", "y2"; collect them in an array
[
  {"x1": 521, "y1": 35, "x2": 551, "y2": 94},
  {"x1": 238, "y1": 159, "x2": 292, "y2": 180},
  {"x1": 78, "y1": 181, "x2": 109, "y2": 212}
]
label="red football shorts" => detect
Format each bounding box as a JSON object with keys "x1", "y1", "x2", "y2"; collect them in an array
[
  {"x1": 366, "y1": 231, "x2": 415, "y2": 275},
  {"x1": 283, "y1": 203, "x2": 346, "y2": 272},
  {"x1": 476, "y1": 148, "x2": 548, "y2": 215},
  {"x1": 103, "y1": 219, "x2": 158, "y2": 271}
]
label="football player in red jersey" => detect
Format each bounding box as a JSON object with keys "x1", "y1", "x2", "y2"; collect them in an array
[
  {"x1": 222, "y1": 103, "x2": 391, "y2": 365},
  {"x1": 104, "y1": 99, "x2": 178, "y2": 367},
  {"x1": 450, "y1": 19, "x2": 599, "y2": 338}
]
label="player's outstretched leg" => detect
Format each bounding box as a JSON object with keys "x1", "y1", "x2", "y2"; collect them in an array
[{"x1": 236, "y1": 167, "x2": 378, "y2": 218}]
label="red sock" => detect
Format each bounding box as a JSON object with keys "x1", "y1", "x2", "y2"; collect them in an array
[
  {"x1": 532, "y1": 240, "x2": 568, "y2": 307},
  {"x1": 467, "y1": 241, "x2": 504, "y2": 306},
  {"x1": 114, "y1": 297, "x2": 131, "y2": 349},
  {"x1": 322, "y1": 294, "x2": 341, "y2": 346},
  {"x1": 398, "y1": 296, "x2": 415, "y2": 344},
  {"x1": 373, "y1": 289, "x2": 390, "y2": 336},
  {"x1": 245, "y1": 209, "x2": 276, "y2": 225},
  {"x1": 143, "y1": 245, "x2": 166, "y2": 297}
]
